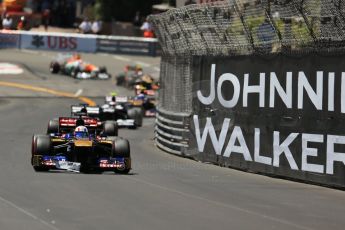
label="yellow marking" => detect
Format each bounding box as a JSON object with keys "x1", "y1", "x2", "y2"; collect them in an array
[
  {"x1": 0, "y1": 81, "x2": 96, "y2": 106},
  {"x1": 99, "y1": 140, "x2": 112, "y2": 144}
]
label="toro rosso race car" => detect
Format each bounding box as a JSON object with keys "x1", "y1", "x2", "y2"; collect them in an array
[
  {"x1": 31, "y1": 116, "x2": 131, "y2": 174},
  {"x1": 49, "y1": 53, "x2": 110, "y2": 80},
  {"x1": 72, "y1": 103, "x2": 143, "y2": 128}
]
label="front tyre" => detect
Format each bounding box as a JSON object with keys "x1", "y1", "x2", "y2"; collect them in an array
[
  {"x1": 32, "y1": 135, "x2": 51, "y2": 155},
  {"x1": 71, "y1": 67, "x2": 80, "y2": 78},
  {"x1": 31, "y1": 135, "x2": 51, "y2": 172}
]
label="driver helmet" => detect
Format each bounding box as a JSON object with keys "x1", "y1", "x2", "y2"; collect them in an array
[{"x1": 74, "y1": 126, "x2": 88, "y2": 138}]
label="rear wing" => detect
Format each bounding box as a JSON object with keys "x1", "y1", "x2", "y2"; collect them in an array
[
  {"x1": 59, "y1": 117, "x2": 101, "y2": 133},
  {"x1": 105, "y1": 95, "x2": 146, "y2": 107},
  {"x1": 128, "y1": 98, "x2": 143, "y2": 106},
  {"x1": 105, "y1": 96, "x2": 129, "y2": 104},
  {"x1": 71, "y1": 105, "x2": 101, "y2": 117},
  {"x1": 144, "y1": 90, "x2": 156, "y2": 96}
]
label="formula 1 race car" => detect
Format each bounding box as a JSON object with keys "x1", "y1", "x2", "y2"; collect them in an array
[
  {"x1": 133, "y1": 74, "x2": 159, "y2": 96},
  {"x1": 31, "y1": 116, "x2": 131, "y2": 174},
  {"x1": 136, "y1": 94, "x2": 156, "y2": 117},
  {"x1": 72, "y1": 102, "x2": 143, "y2": 129},
  {"x1": 116, "y1": 65, "x2": 143, "y2": 88},
  {"x1": 103, "y1": 95, "x2": 156, "y2": 118},
  {"x1": 49, "y1": 53, "x2": 110, "y2": 80}
]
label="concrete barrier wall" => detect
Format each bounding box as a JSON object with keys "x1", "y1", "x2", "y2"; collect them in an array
[
  {"x1": 0, "y1": 32, "x2": 20, "y2": 48},
  {"x1": 0, "y1": 30, "x2": 159, "y2": 56},
  {"x1": 150, "y1": 1, "x2": 345, "y2": 188},
  {"x1": 188, "y1": 54, "x2": 345, "y2": 188}
]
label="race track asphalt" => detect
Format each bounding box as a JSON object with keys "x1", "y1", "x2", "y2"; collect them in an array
[{"x1": 0, "y1": 50, "x2": 345, "y2": 230}]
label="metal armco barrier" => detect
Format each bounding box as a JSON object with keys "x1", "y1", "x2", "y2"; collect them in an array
[
  {"x1": 0, "y1": 30, "x2": 159, "y2": 56},
  {"x1": 155, "y1": 108, "x2": 190, "y2": 155},
  {"x1": 149, "y1": 0, "x2": 345, "y2": 188}
]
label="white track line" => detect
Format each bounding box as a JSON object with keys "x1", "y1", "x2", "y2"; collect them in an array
[
  {"x1": 99, "y1": 53, "x2": 110, "y2": 57},
  {"x1": 74, "y1": 89, "x2": 83, "y2": 97},
  {"x1": 21, "y1": 50, "x2": 39, "y2": 55},
  {"x1": 112, "y1": 55, "x2": 131, "y2": 62},
  {"x1": 0, "y1": 195, "x2": 60, "y2": 230},
  {"x1": 21, "y1": 50, "x2": 54, "y2": 58},
  {"x1": 0, "y1": 63, "x2": 24, "y2": 75}
]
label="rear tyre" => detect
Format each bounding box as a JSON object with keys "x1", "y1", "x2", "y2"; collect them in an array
[
  {"x1": 116, "y1": 74, "x2": 125, "y2": 86},
  {"x1": 115, "y1": 168, "x2": 130, "y2": 174},
  {"x1": 103, "y1": 121, "x2": 118, "y2": 136},
  {"x1": 47, "y1": 119, "x2": 59, "y2": 134},
  {"x1": 112, "y1": 138, "x2": 131, "y2": 174},
  {"x1": 127, "y1": 109, "x2": 137, "y2": 129},
  {"x1": 50, "y1": 62, "x2": 60, "y2": 74},
  {"x1": 99, "y1": 66, "x2": 107, "y2": 73},
  {"x1": 112, "y1": 138, "x2": 130, "y2": 157},
  {"x1": 133, "y1": 107, "x2": 143, "y2": 127},
  {"x1": 128, "y1": 108, "x2": 143, "y2": 127}
]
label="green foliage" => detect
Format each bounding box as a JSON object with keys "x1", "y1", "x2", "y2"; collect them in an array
[
  {"x1": 246, "y1": 16, "x2": 265, "y2": 33},
  {"x1": 226, "y1": 21, "x2": 244, "y2": 35},
  {"x1": 274, "y1": 18, "x2": 313, "y2": 43},
  {"x1": 245, "y1": 16, "x2": 266, "y2": 44},
  {"x1": 95, "y1": 0, "x2": 116, "y2": 22}
]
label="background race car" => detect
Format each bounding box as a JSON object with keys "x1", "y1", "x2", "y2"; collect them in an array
[
  {"x1": 72, "y1": 102, "x2": 143, "y2": 129},
  {"x1": 49, "y1": 53, "x2": 110, "y2": 80},
  {"x1": 134, "y1": 74, "x2": 159, "y2": 96},
  {"x1": 116, "y1": 64, "x2": 143, "y2": 88},
  {"x1": 130, "y1": 94, "x2": 156, "y2": 117},
  {"x1": 31, "y1": 116, "x2": 131, "y2": 174}
]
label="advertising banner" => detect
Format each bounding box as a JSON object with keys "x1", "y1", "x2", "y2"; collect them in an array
[
  {"x1": 20, "y1": 34, "x2": 97, "y2": 52},
  {"x1": 0, "y1": 32, "x2": 20, "y2": 48},
  {"x1": 190, "y1": 54, "x2": 345, "y2": 187}
]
